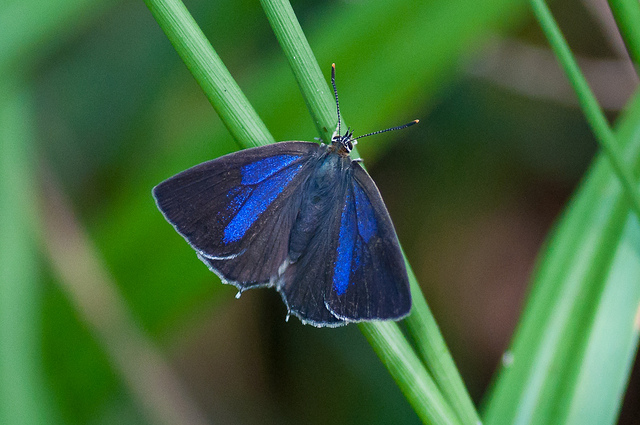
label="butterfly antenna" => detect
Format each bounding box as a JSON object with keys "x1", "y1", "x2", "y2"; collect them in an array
[
  {"x1": 354, "y1": 119, "x2": 419, "y2": 140},
  {"x1": 331, "y1": 63, "x2": 341, "y2": 136}
]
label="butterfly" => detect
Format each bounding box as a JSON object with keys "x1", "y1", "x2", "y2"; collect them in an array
[{"x1": 153, "y1": 64, "x2": 415, "y2": 327}]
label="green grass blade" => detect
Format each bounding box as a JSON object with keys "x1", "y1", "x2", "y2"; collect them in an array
[
  {"x1": 607, "y1": 0, "x2": 640, "y2": 69},
  {"x1": 483, "y1": 2, "x2": 640, "y2": 422},
  {"x1": 563, "y1": 216, "x2": 640, "y2": 424},
  {"x1": 144, "y1": 0, "x2": 274, "y2": 148},
  {"x1": 482, "y1": 89, "x2": 640, "y2": 424},
  {"x1": 531, "y1": 0, "x2": 640, "y2": 221},
  {"x1": 403, "y1": 258, "x2": 481, "y2": 425},
  {"x1": 483, "y1": 6, "x2": 640, "y2": 417},
  {"x1": 557, "y1": 91, "x2": 640, "y2": 425},
  {"x1": 359, "y1": 322, "x2": 462, "y2": 425},
  {"x1": 259, "y1": 0, "x2": 338, "y2": 143},
  {"x1": 0, "y1": 84, "x2": 51, "y2": 424},
  {"x1": 260, "y1": 1, "x2": 482, "y2": 424}
]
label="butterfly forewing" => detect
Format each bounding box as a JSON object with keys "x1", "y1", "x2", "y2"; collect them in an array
[
  {"x1": 324, "y1": 163, "x2": 411, "y2": 321},
  {"x1": 153, "y1": 142, "x2": 320, "y2": 288}
]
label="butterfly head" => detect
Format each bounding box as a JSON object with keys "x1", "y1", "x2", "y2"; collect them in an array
[{"x1": 330, "y1": 127, "x2": 357, "y2": 156}]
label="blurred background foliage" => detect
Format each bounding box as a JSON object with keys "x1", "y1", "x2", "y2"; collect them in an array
[{"x1": 0, "y1": 0, "x2": 638, "y2": 423}]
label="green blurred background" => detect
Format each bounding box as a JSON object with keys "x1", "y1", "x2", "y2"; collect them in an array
[{"x1": 1, "y1": 0, "x2": 638, "y2": 423}]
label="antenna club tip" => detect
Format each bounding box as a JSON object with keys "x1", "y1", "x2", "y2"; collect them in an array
[
  {"x1": 332, "y1": 63, "x2": 336, "y2": 69},
  {"x1": 413, "y1": 119, "x2": 419, "y2": 124}
]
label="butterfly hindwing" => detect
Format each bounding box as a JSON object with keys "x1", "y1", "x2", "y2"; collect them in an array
[
  {"x1": 153, "y1": 142, "x2": 320, "y2": 289},
  {"x1": 324, "y1": 162, "x2": 411, "y2": 321}
]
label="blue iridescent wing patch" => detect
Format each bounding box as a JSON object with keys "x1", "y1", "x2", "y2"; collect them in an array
[
  {"x1": 223, "y1": 154, "x2": 302, "y2": 244},
  {"x1": 153, "y1": 142, "x2": 319, "y2": 288}
]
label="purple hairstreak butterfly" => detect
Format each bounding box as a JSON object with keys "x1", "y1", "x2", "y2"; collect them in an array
[{"x1": 153, "y1": 64, "x2": 416, "y2": 327}]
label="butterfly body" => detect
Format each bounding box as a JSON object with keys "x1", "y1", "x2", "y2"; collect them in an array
[{"x1": 288, "y1": 144, "x2": 347, "y2": 261}]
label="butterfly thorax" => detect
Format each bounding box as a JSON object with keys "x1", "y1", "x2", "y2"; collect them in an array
[{"x1": 288, "y1": 146, "x2": 351, "y2": 263}]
